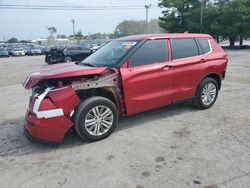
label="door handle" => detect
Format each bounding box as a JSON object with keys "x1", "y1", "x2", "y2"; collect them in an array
[{"x1": 200, "y1": 58, "x2": 206, "y2": 63}]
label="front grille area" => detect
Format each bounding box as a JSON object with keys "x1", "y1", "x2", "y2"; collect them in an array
[{"x1": 32, "y1": 85, "x2": 46, "y2": 96}]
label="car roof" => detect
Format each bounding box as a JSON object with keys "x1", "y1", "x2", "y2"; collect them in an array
[{"x1": 117, "y1": 33, "x2": 212, "y2": 40}]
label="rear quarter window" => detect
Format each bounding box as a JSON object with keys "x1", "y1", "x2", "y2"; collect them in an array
[
  {"x1": 171, "y1": 38, "x2": 199, "y2": 60},
  {"x1": 67, "y1": 46, "x2": 78, "y2": 50},
  {"x1": 196, "y1": 38, "x2": 211, "y2": 54}
]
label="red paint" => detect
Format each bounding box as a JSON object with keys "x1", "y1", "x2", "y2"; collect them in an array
[
  {"x1": 24, "y1": 33, "x2": 228, "y2": 143},
  {"x1": 24, "y1": 62, "x2": 107, "y2": 89},
  {"x1": 25, "y1": 86, "x2": 80, "y2": 142},
  {"x1": 120, "y1": 61, "x2": 174, "y2": 115},
  {"x1": 25, "y1": 111, "x2": 72, "y2": 142}
]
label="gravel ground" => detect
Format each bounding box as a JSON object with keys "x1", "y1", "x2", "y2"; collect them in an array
[{"x1": 0, "y1": 51, "x2": 249, "y2": 188}]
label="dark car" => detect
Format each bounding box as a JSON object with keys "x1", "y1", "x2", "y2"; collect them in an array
[
  {"x1": 45, "y1": 45, "x2": 93, "y2": 64},
  {"x1": 41, "y1": 47, "x2": 49, "y2": 55},
  {"x1": 0, "y1": 48, "x2": 9, "y2": 57}
]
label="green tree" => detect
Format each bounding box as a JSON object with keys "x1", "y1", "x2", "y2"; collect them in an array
[
  {"x1": 113, "y1": 19, "x2": 163, "y2": 38},
  {"x1": 46, "y1": 26, "x2": 57, "y2": 38},
  {"x1": 220, "y1": 0, "x2": 250, "y2": 46},
  {"x1": 148, "y1": 19, "x2": 165, "y2": 33},
  {"x1": 159, "y1": 0, "x2": 250, "y2": 47},
  {"x1": 7, "y1": 37, "x2": 18, "y2": 43},
  {"x1": 159, "y1": 0, "x2": 201, "y2": 33},
  {"x1": 88, "y1": 33, "x2": 111, "y2": 39},
  {"x1": 75, "y1": 30, "x2": 83, "y2": 38}
]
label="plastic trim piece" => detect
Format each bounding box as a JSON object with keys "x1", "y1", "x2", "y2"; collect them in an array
[{"x1": 33, "y1": 88, "x2": 64, "y2": 119}]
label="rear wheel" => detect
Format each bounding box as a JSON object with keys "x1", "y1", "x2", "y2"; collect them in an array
[
  {"x1": 74, "y1": 97, "x2": 118, "y2": 141},
  {"x1": 193, "y1": 77, "x2": 218, "y2": 109}
]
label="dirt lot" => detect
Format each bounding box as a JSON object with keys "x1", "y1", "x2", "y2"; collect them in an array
[{"x1": 0, "y1": 51, "x2": 250, "y2": 188}]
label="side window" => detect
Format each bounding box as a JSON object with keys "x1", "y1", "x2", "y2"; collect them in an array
[
  {"x1": 197, "y1": 38, "x2": 211, "y2": 54},
  {"x1": 171, "y1": 38, "x2": 199, "y2": 60},
  {"x1": 129, "y1": 39, "x2": 168, "y2": 67},
  {"x1": 67, "y1": 46, "x2": 78, "y2": 50},
  {"x1": 79, "y1": 46, "x2": 91, "y2": 52}
]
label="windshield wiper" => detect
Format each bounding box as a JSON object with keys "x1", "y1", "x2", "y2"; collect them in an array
[{"x1": 81, "y1": 62, "x2": 95, "y2": 67}]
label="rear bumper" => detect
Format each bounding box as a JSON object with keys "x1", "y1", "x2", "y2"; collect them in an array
[{"x1": 24, "y1": 86, "x2": 81, "y2": 143}]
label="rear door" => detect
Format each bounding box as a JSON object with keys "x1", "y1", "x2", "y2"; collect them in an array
[
  {"x1": 120, "y1": 39, "x2": 174, "y2": 115},
  {"x1": 170, "y1": 38, "x2": 210, "y2": 101}
]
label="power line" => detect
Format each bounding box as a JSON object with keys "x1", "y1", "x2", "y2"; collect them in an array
[
  {"x1": 0, "y1": 4, "x2": 160, "y2": 11},
  {"x1": 0, "y1": 4, "x2": 159, "y2": 8},
  {"x1": 145, "y1": 4, "x2": 152, "y2": 33}
]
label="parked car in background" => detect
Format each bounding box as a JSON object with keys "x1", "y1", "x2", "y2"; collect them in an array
[
  {"x1": 23, "y1": 33, "x2": 228, "y2": 144},
  {"x1": 41, "y1": 47, "x2": 49, "y2": 55},
  {"x1": 23, "y1": 47, "x2": 29, "y2": 55},
  {"x1": 27, "y1": 47, "x2": 42, "y2": 56},
  {"x1": 10, "y1": 48, "x2": 25, "y2": 56},
  {"x1": 0, "y1": 48, "x2": 9, "y2": 57},
  {"x1": 45, "y1": 45, "x2": 93, "y2": 64}
]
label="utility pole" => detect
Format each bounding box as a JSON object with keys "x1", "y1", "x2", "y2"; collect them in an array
[
  {"x1": 145, "y1": 4, "x2": 151, "y2": 33},
  {"x1": 71, "y1": 19, "x2": 75, "y2": 38},
  {"x1": 200, "y1": 0, "x2": 205, "y2": 33}
]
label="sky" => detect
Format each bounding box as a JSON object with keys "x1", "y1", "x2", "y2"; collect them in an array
[{"x1": 0, "y1": 0, "x2": 162, "y2": 40}]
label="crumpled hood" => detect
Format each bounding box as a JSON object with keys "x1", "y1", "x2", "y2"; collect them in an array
[{"x1": 23, "y1": 62, "x2": 107, "y2": 89}]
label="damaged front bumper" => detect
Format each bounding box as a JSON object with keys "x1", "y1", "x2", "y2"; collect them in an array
[{"x1": 24, "y1": 86, "x2": 81, "y2": 143}]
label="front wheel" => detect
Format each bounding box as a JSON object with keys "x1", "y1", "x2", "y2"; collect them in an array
[
  {"x1": 74, "y1": 97, "x2": 118, "y2": 141},
  {"x1": 193, "y1": 77, "x2": 219, "y2": 109}
]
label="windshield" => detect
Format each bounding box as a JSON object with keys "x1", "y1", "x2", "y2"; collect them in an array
[{"x1": 81, "y1": 40, "x2": 139, "y2": 67}]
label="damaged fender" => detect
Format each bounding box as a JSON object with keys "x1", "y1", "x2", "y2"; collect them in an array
[{"x1": 71, "y1": 72, "x2": 125, "y2": 115}]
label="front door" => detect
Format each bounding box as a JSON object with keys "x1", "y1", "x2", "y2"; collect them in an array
[{"x1": 120, "y1": 39, "x2": 174, "y2": 115}]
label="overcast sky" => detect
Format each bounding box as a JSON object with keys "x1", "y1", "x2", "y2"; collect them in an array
[{"x1": 0, "y1": 0, "x2": 162, "y2": 40}]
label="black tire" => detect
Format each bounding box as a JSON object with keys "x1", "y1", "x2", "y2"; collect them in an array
[
  {"x1": 193, "y1": 77, "x2": 219, "y2": 109},
  {"x1": 73, "y1": 96, "x2": 118, "y2": 141}
]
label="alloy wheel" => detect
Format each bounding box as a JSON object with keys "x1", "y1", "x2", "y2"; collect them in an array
[
  {"x1": 201, "y1": 83, "x2": 217, "y2": 105},
  {"x1": 84, "y1": 105, "x2": 114, "y2": 136}
]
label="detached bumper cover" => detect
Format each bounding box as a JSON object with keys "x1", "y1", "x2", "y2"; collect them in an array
[{"x1": 24, "y1": 86, "x2": 81, "y2": 142}]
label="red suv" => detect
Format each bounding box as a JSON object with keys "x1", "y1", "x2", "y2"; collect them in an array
[{"x1": 23, "y1": 33, "x2": 228, "y2": 143}]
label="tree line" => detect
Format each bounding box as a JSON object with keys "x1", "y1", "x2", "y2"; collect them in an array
[
  {"x1": 159, "y1": 0, "x2": 250, "y2": 47},
  {"x1": 5, "y1": 19, "x2": 163, "y2": 43}
]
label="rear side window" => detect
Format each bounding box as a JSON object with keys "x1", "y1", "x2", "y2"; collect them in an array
[
  {"x1": 67, "y1": 46, "x2": 78, "y2": 50},
  {"x1": 197, "y1": 38, "x2": 211, "y2": 54},
  {"x1": 171, "y1": 38, "x2": 199, "y2": 60},
  {"x1": 79, "y1": 46, "x2": 91, "y2": 52},
  {"x1": 129, "y1": 39, "x2": 168, "y2": 67},
  {"x1": 79, "y1": 46, "x2": 89, "y2": 50}
]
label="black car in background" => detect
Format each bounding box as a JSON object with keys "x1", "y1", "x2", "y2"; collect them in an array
[
  {"x1": 45, "y1": 45, "x2": 93, "y2": 64},
  {"x1": 0, "y1": 48, "x2": 9, "y2": 57}
]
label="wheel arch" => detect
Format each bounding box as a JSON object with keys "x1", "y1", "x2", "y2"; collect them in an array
[
  {"x1": 196, "y1": 73, "x2": 221, "y2": 95},
  {"x1": 76, "y1": 88, "x2": 123, "y2": 115}
]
